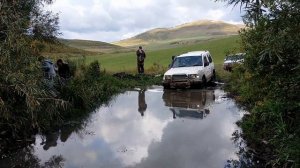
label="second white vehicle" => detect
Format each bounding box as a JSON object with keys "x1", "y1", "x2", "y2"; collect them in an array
[{"x1": 163, "y1": 51, "x2": 215, "y2": 89}]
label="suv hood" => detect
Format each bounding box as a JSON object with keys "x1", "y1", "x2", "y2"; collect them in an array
[
  {"x1": 224, "y1": 59, "x2": 244, "y2": 64},
  {"x1": 224, "y1": 60, "x2": 235, "y2": 64},
  {"x1": 164, "y1": 67, "x2": 203, "y2": 76}
]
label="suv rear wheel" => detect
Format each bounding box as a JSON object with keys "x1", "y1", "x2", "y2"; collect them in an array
[{"x1": 211, "y1": 70, "x2": 216, "y2": 82}]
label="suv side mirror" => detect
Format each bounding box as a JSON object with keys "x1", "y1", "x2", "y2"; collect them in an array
[{"x1": 204, "y1": 62, "x2": 209, "y2": 67}]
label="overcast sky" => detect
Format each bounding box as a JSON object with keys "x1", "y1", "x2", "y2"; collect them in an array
[{"x1": 47, "y1": 0, "x2": 244, "y2": 42}]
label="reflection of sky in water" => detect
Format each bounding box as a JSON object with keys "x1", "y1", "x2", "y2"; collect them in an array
[{"x1": 29, "y1": 87, "x2": 243, "y2": 168}]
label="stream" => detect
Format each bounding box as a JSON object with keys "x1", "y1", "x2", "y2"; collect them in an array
[{"x1": 0, "y1": 86, "x2": 255, "y2": 168}]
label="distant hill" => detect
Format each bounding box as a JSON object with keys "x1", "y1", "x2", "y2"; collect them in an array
[
  {"x1": 41, "y1": 41, "x2": 91, "y2": 56},
  {"x1": 59, "y1": 39, "x2": 132, "y2": 53},
  {"x1": 114, "y1": 20, "x2": 243, "y2": 47}
]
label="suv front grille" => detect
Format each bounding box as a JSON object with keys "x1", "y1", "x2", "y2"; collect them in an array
[{"x1": 172, "y1": 75, "x2": 188, "y2": 81}]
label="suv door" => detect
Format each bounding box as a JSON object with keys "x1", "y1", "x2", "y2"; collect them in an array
[
  {"x1": 207, "y1": 54, "x2": 214, "y2": 77},
  {"x1": 203, "y1": 55, "x2": 211, "y2": 79}
]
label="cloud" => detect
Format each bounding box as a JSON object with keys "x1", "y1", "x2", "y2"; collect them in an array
[{"x1": 47, "y1": 0, "x2": 244, "y2": 42}]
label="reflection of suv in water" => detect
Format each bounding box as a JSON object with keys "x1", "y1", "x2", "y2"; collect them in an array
[
  {"x1": 223, "y1": 53, "x2": 245, "y2": 71},
  {"x1": 163, "y1": 51, "x2": 215, "y2": 89},
  {"x1": 162, "y1": 90, "x2": 215, "y2": 119}
]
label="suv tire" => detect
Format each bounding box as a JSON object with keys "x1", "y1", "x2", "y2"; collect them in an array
[{"x1": 202, "y1": 76, "x2": 207, "y2": 87}]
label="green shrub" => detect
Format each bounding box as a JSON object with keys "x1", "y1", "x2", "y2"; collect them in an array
[{"x1": 218, "y1": 0, "x2": 300, "y2": 166}]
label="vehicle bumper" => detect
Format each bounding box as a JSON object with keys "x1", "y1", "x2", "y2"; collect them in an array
[
  {"x1": 163, "y1": 79, "x2": 202, "y2": 88},
  {"x1": 223, "y1": 64, "x2": 232, "y2": 71}
]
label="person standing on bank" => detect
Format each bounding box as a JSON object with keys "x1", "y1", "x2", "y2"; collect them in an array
[
  {"x1": 56, "y1": 59, "x2": 70, "y2": 79},
  {"x1": 136, "y1": 46, "x2": 146, "y2": 74}
]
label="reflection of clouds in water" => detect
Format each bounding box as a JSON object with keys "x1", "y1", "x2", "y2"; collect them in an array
[
  {"x1": 34, "y1": 90, "x2": 173, "y2": 168},
  {"x1": 31, "y1": 88, "x2": 243, "y2": 168},
  {"x1": 90, "y1": 92, "x2": 172, "y2": 166},
  {"x1": 129, "y1": 101, "x2": 242, "y2": 168},
  {"x1": 214, "y1": 89, "x2": 230, "y2": 103},
  {"x1": 35, "y1": 135, "x2": 123, "y2": 168},
  {"x1": 147, "y1": 87, "x2": 164, "y2": 93}
]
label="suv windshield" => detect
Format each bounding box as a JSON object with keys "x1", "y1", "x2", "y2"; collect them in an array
[
  {"x1": 225, "y1": 54, "x2": 245, "y2": 61},
  {"x1": 172, "y1": 56, "x2": 203, "y2": 68}
]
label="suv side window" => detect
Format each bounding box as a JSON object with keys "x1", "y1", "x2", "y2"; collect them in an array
[
  {"x1": 204, "y1": 56, "x2": 209, "y2": 65},
  {"x1": 208, "y1": 54, "x2": 213, "y2": 63}
]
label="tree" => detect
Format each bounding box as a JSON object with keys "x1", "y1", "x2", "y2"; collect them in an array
[
  {"x1": 217, "y1": 0, "x2": 300, "y2": 166},
  {"x1": 0, "y1": 0, "x2": 65, "y2": 138}
]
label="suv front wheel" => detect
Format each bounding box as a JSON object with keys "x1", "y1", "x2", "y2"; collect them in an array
[
  {"x1": 202, "y1": 76, "x2": 207, "y2": 87},
  {"x1": 163, "y1": 84, "x2": 170, "y2": 89}
]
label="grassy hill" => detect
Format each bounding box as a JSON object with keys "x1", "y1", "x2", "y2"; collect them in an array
[
  {"x1": 83, "y1": 35, "x2": 241, "y2": 73},
  {"x1": 40, "y1": 41, "x2": 92, "y2": 59},
  {"x1": 59, "y1": 39, "x2": 133, "y2": 53},
  {"x1": 114, "y1": 20, "x2": 243, "y2": 47}
]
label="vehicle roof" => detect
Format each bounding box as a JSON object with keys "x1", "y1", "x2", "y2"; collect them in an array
[
  {"x1": 177, "y1": 51, "x2": 209, "y2": 57},
  {"x1": 227, "y1": 53, "x2": 246, "y2": 56}
]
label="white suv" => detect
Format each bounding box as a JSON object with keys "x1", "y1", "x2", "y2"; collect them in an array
[{"x1": 163, "y1": 51, "x2": 215, "y2": 89}]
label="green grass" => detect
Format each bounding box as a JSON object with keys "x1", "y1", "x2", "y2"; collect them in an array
[
  {"x1": 80, "y1": 35, "x2": 241, "y2": 73},
  {"x1": 59, "y1": 39, "x2": 132, "y2": 53},
  {"x1": 141, "y1": 35, "x2": 233, "y2": 51},
  {"x1": 41, "y1": 40, "x2": 94, "y2": 59}
]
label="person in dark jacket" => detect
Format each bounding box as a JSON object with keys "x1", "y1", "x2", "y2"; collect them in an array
[
  {"x1": 56, "y1": 59, "x2": 70, "y2": 79},
  {"x1": 42, "y1": 59, "x2": 56, "y2": 80},
  {"x1": 136, "y1": 46, "x2": 146, "y2": 74}
]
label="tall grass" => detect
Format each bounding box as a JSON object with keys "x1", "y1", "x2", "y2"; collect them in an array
[{"x1": 224, "y1": 65, "x2": 299, "y2": 167}]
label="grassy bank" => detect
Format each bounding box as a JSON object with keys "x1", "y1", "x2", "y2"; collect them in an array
[
  {"x1": 219, "y1": 65, "x2": 299, "y2": 167},
  {"x1": 218, "y1": 1, "x2": 300, "y2": 166},
  {"x1": 61, "y1": 61, "x2": 162, "y2": 112}
]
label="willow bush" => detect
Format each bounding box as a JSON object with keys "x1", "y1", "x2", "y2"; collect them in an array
[
  {"x1": 218, "y1": 0, "x2": 300, "y2": 166},
  {"x1": 0, "y1": 0, "x2": 65, "y2": 138}
]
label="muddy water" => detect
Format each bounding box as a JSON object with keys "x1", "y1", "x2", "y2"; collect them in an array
[{"x1": 0, "y1": 86, "x2": 248, "y2": 168}]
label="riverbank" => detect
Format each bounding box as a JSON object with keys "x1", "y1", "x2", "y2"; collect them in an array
[{"x1": 218, "y1": 65, "x2": 299, "y2": 167}]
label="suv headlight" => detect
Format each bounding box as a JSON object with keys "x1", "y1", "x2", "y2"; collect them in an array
[
  {"x1": 188, "y1": 74, "x2": 199, "y2": 79},
  {"x1": 164, "y1": 75, "x2": 172, "y2": 80}
]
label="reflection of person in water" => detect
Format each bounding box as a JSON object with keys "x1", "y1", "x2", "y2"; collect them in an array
[
  {"x1": 40, "y1": 126, "x2": 74, "y2": 151},
  {"x1": 60, "y1": 126, "x2": 74, "y2": 143},
  {"x1": 138, "y1": 89, "x2": 147, "y2": 117},
  {"x1": 204, "y1": 109, "x2": 210, "y2": 115},
  {"x1": 170, "y1": 108, "x2": 176, "y2": 119},
  {"x1": 41, "y1": 131, "x2": 59, "y2": 150}
]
